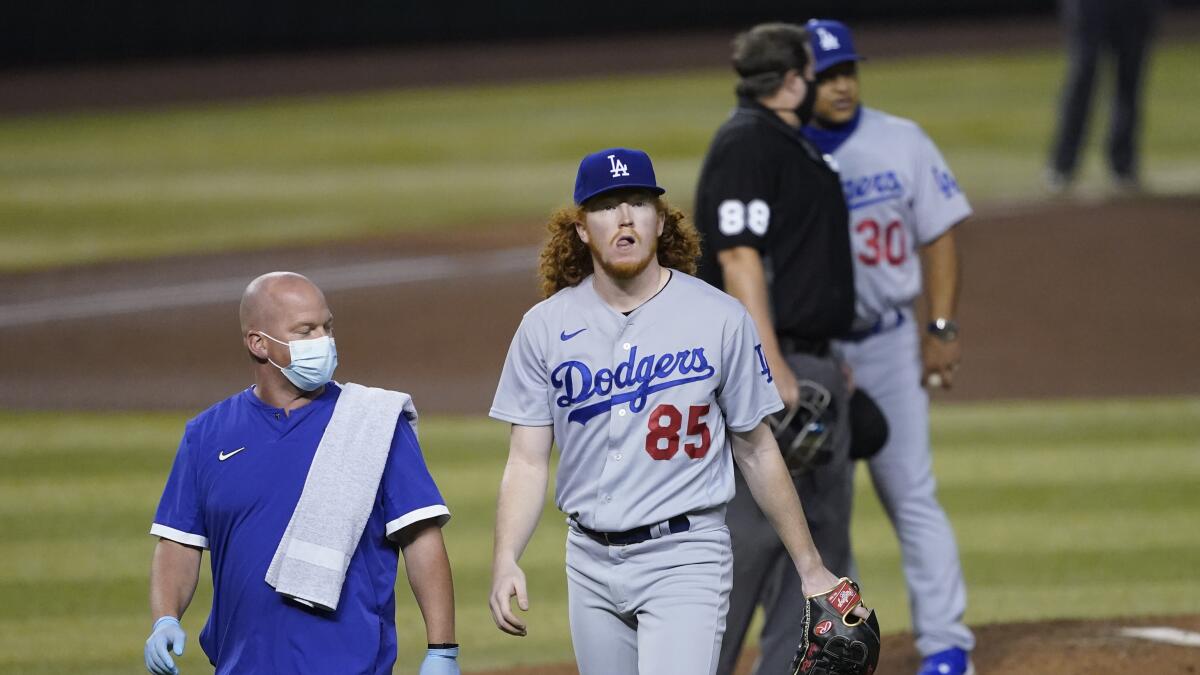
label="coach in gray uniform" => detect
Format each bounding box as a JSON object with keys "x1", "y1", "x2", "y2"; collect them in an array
[
  {"x1": 487, "y1": 148, "x2": 857, "y2": 675},
  {"x1": 804, "y1": 18, "x2": 976, "y2": 675}
]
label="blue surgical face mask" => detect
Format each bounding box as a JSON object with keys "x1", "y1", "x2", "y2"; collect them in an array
[{"x1": 258, "y1": 332, "x2": 338, "y2": 391}]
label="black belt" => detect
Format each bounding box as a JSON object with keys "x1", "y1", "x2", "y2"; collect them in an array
[
  {"x1": 778, "y1": 335, "x2": 831, "y2": 357},
  {"x1": 574, "y1": 515, "x2": 690, "y2": 546}
]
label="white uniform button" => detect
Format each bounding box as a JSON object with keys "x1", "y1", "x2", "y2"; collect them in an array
[
  {"x1": 622, "y1": 342, "x2": 631, "y2": 350},
  {"x1": 618, "y1": 409, "x2": 627, "y2": 417},
  {"x1": 614, "y1": 453, "x2": 623, "y2": 461},
  {"x1": 604, "y1": 495, "x2": 613, "y2": 503}
]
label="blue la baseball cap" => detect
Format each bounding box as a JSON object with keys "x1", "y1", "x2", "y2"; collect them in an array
[
  {"x1": 806, "y1": 19, "x2": 863, "y2": 74},
  {"x1": 573, "y1": 147, "x2": 666, "y2": 205}
]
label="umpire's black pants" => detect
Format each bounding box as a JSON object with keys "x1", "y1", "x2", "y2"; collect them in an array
[
  {"x1": 1049, "y1": 0, "x2": 1159, "y2": 179},
  {"x1": 716, "y1": 350, "x2": 855, "y2": 675}
]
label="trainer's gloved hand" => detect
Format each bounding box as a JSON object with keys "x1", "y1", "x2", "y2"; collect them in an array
[
  {"x1": 418, "y1": 645, "x2": 460, "y2": 675},
  {"x1": 144, "y1": 616, "x2": 186, "y2": 674}
]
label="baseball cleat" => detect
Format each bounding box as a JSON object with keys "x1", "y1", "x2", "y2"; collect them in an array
[{"x1": 917, "y1": 647, "x2": 974, "y2": 675}]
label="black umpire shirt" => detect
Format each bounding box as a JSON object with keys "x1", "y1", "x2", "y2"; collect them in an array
[{"x1": 695, "y1": 95, "x2": 855, "y2": 342}]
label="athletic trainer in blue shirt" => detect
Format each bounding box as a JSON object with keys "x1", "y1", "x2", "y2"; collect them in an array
[{"x1": 145, "y1": 271, "x2": 460, "y2": 675}]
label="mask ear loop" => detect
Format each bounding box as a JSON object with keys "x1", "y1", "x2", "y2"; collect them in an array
[
  {"x1": 254, "y1": 331, "x2": 292, "y2": 371},
  {"x1": 256, "y1": 331, "x2": 289, "y2": 346}
]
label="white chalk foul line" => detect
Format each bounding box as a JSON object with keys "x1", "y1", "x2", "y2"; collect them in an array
[
  {"x1": 0, "y1": 246, "x2": 538, "y2": 328},
  {"x1": 1119, "y1": 626, "x2": 1200, "y2": 648}
]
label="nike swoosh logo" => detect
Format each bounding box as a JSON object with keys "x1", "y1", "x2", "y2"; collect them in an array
[
  {"x1": 560, "y1": 328, "x2": 586, "y2": 341},
  {"x1": 218, "y1": 447, "x2": 246, "y2": 461}
]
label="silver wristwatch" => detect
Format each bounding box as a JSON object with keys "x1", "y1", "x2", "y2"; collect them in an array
[{"x1": 927, "y1": 317, "x2": 959, "y2": 342}]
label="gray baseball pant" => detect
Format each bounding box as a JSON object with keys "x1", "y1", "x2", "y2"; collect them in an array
[
  {"x1": 566, "y1": 509, "x2": 733, "y2": 675},
  {"x1": 837, "y1": 310, "x2": 973, "y2": 656}
]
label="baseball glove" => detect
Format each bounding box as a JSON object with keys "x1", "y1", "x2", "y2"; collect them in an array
[
  {"x1": 768, "y1": 380, "x2": 836, "y2": 475},
  {"x1": 788, "y1": 577, "x2": 881, "y2": 675}
]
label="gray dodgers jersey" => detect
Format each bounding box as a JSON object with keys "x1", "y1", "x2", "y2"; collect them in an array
[
  {"x1": 830, "y1": 107, "x2": 972, "y2": 327},
  {"x1": 490, "y1": 271, "x2": 783, "y2": 532}
]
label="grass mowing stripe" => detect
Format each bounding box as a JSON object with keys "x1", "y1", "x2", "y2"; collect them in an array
[
  {"x1": 1, "y1": 454, "x2": 178, "y2": 479},
  {"x1": 0, "y1": 509, "x2": 152, "y2": 542},
  {"x1": 0, "y1": 411, "x2": 183, "y2": 454},
  {"x1": 931, "y1": 445, "x2": 1200, "y2": 485},
  {"x1": 0, "y1": 617, "x2": 166, "y2": 673},
  {"x1": 0, "y1": 477, "x2": 165, "y2": 512},
  {"x1": 936, "y1": 480, "x2": 1199, "y2": 515},
  {"x1": 1, "y1": 540, "x2": 159, "y2": 582},
  {"x1": 930, "y1": 398, "x2": 1200, "y2": 437},
  {"x1": 965, "y1": 579, "x2": 1200, "y2": 625},
  {"x1": 0, "y1": 577, "x2": 152, "y2": 621},
  {"x1": 957, "y1": 547, "x2": 1200, "y2": 586},
  {"x1": 855, "y1": 511, "x2": 1197, "y2": 554}
]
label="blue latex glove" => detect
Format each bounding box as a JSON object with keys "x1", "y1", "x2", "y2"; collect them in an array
[
  {"x1": 418, "y1": 646, "x2": 460, "y2": 675},
  {"x1": 144, "y1": 616, "x2": 186, "y2": 674}
]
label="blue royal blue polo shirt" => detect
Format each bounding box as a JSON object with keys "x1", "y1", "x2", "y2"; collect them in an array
[{"x1": 150, "y1": 383, "x2": 449, "y2": 674}]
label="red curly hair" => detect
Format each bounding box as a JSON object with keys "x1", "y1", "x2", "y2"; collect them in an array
[{"x1": 537, "y1": 197, "x2": 701, "y2": 298}]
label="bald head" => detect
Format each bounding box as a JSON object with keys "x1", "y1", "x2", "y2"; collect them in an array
[{"x1": 239, "y1": 271, "x2": 329, "y2": 335}]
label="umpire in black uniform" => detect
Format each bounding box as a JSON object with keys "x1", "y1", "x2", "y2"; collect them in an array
[{"x1": 693, "y1": 23, "x2": 857, "y2": 675}]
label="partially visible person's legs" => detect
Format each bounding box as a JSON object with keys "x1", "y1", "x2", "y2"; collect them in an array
[
  {"x1": 839, "y1": 319, "x2": 974, "y2": 659},
  {"x1": 751, "y1": 352, "x2": 856, "y2": 675},
  {"x1": 1106, "y1": 0, "x2": 1159, "y2": 182},
  {"x1": 750, "y1": 472, "x2": 855, "y2": 675},
  {"x1": 716, "y1": 471, "x2": 786, "y2": 675},
  {"x1": 1049, "y1": 0, "x2": 1105, "y2": 183},
  {"x1": 716, "y1": 350, "x2": 856, "y2": 675}
]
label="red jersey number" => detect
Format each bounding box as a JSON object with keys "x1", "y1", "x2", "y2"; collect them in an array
[
  {"x1": 855, "y1": 219, "x2": 907, "y2": 266},
  {"x1": 645, "y1": 404, "x2": 712, "y2": 460}
]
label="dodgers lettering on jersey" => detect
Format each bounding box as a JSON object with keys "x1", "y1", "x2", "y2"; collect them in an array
[
  {"x1": 490, "y1": 271, "x2": 783, "y2": 532},
  {"x1": 552, "y1": 345, "x2": 715, "y2": 424},
  {"x1": 842, "y1": 169, "x2": 903, "y2": 210},
  {"x1": 827, "y1": 107, "x2": 972, "y2": 326}
]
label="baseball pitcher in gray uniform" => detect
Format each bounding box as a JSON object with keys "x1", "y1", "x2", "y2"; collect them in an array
[
  {"x1": 803, "y1": 19, "x2": 975, "y2": 675},
  {"x1": 488, "y1": 147, "x2": 861, "y2": 675}
]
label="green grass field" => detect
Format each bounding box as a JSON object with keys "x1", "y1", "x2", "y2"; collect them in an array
[
  {"x1": 2, "y1": 399, "x2": 1198, "y2": 674},
  {"x1": 1, "y1": 41, "x2": 1198, "y2": 271}
]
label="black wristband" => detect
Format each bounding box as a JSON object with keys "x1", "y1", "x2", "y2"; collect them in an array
[{"x1": 428, "y1": 643, "x2": 459, "y2": 650}]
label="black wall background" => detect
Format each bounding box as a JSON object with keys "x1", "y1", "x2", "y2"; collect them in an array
[{"x1": 5, "y1": 0, "x2": 1195, "y2": 67}]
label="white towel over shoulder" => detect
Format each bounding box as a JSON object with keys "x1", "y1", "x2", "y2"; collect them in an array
[{"x1": 265, "y1": 382, "x2": 417, "y2": 611}]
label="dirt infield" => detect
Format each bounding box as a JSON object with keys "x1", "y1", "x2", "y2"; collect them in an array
[{"x1": 1, "y1": 195, "x2": 1196, "y2": 411}]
